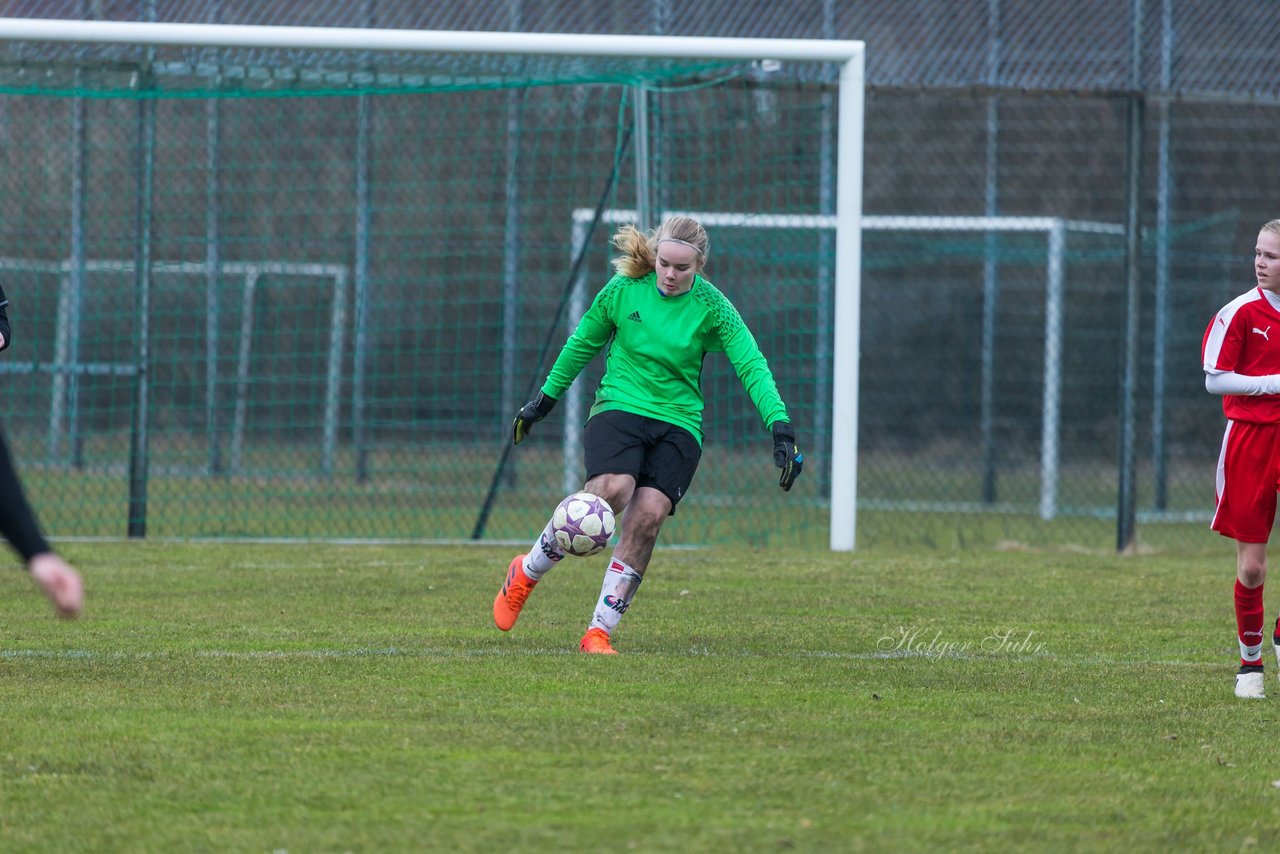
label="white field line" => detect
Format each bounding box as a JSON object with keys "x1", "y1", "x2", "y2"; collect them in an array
[{"x1": 0, "y1": 646, "x2": 1215, "y2": 667}]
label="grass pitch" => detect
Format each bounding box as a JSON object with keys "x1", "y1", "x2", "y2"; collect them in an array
[{"x1": 2, "y1": 538, "x2": 1278, "y2": 851}]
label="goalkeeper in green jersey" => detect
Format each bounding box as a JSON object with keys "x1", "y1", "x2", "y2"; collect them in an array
[{"x1": 493, "y1": 215, "x2": 803, "y2": 654}]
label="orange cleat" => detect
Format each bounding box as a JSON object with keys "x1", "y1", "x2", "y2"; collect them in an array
[
  {"x1": 579, "y1": 627, "x2": 619, "y2": 655},
  {"x1": 493, "y1": 555, "x2": 537, "y2": 631}
]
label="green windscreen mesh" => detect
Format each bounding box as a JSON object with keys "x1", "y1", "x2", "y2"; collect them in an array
[{"x1": 0, "y1": 46, "x2": 843, "y2": 546}]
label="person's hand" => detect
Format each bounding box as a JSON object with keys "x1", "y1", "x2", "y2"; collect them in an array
[
  {"x1": 29, "y1": 552, "x2": 83, "y2": 618},
  {"x1": 771, "y1": 421, "x2": 803, "y2": 491},
  {"x1": 512, "y1": 392, "x2": 557, "y2": 445}
]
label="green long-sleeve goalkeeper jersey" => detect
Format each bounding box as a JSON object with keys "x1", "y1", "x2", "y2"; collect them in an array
[{"x1": 541, "y1": 271, "x2": 789, "y2": 445}]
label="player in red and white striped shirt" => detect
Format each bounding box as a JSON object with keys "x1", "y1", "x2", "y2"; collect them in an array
[{"x1": 1203, "y1": 219, "x2": 1280, "y2": 698}]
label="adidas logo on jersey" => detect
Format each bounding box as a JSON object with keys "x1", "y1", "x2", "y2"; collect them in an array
[{"x1": 627, "y1": 311, "x2": 642, "y2": 323}]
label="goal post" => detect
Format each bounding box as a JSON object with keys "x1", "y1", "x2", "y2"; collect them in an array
[
  {"x1": 0, "y1": 255, "x2": 348, "y2": 477},
  {"x1": 565, "y1": 210, "x2": 1122, "y2": 534},
  {"x1": 0, "y1": 20, "x2": 864, "y2": 545}
]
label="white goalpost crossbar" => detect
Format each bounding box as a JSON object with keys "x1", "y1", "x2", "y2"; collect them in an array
[
  {"x1": 0, "y1": 19, "x2": 865, "y2": 546},
  {"x1": 567, "y1": 209, "x2": 1123, "y2": 537}
]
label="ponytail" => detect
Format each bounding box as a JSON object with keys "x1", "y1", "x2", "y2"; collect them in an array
[{"x1": 610, "y1": 224, "x2": 656, "y2": 278}]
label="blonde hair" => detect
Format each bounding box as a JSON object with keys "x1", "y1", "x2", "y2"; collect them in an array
[
  {"x1": 611, "y1": 215, "x2": 710, "y2": 279},
  {"x1": 1263, "y1": 219, "x2": 1280, "y2": 238}
]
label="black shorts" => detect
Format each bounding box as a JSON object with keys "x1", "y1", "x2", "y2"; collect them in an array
[{"x1": 583, "y1": 409, "x2": 702, "y2": 514}]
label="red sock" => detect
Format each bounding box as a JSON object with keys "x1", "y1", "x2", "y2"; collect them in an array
[{"x1": 1235, "y1": 579, "x2": 1265, "y2": 666}]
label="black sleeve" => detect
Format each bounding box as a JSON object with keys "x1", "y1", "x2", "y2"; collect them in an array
[
  {"x1": 0, "y1": 428, "x2": 50, "y2": 561},
  {"x1": 0, "y1": 283, "x2": 9, "y2": 352}
]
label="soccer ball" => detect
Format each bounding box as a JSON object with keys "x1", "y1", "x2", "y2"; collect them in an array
[{"x1": 551, "y1": 491, "x2": 616, "y2": 557}]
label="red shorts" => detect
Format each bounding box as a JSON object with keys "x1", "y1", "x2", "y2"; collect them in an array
[{"x1": 1213, "y1": 420, "x2": 1280, "y2": 543}]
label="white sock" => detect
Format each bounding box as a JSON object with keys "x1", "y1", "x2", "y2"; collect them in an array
[
  {"x1": 523, "y1": 519, "x2": 565, "y2": 581},
  {"x1": 588, "y1": 557, "x2": 643, "y2": 634}
]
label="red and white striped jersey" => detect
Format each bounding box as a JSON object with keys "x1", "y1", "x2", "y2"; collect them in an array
[{"x1": 1203, "y1": 287, "x2": 1280, "y2": 423}]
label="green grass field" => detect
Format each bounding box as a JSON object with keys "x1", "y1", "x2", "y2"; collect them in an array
[{"x1": 3, "y1": 537, "x2": 1277, "y2": 851}]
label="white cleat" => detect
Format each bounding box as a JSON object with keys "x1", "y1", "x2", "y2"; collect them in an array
[{"x1": 1236, "y1": 668, "x2": 1266, "y2": 699}]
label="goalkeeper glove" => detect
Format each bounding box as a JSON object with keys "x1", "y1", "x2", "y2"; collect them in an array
[
  {"x1": 771, "y1": 421, "x2": 803, "y2": 492},
  {"x1": 512, "y1": 391, "x2": 557, "y2": 445}
]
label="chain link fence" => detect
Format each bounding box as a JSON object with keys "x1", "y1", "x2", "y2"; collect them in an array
[{"x1": 0, "y1": 1, "x2": 1276, "y2": 551}]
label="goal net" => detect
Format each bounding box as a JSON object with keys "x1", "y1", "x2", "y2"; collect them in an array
[{"x1": 0, "y1": 21, "x2": 864, "y2": 547}]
